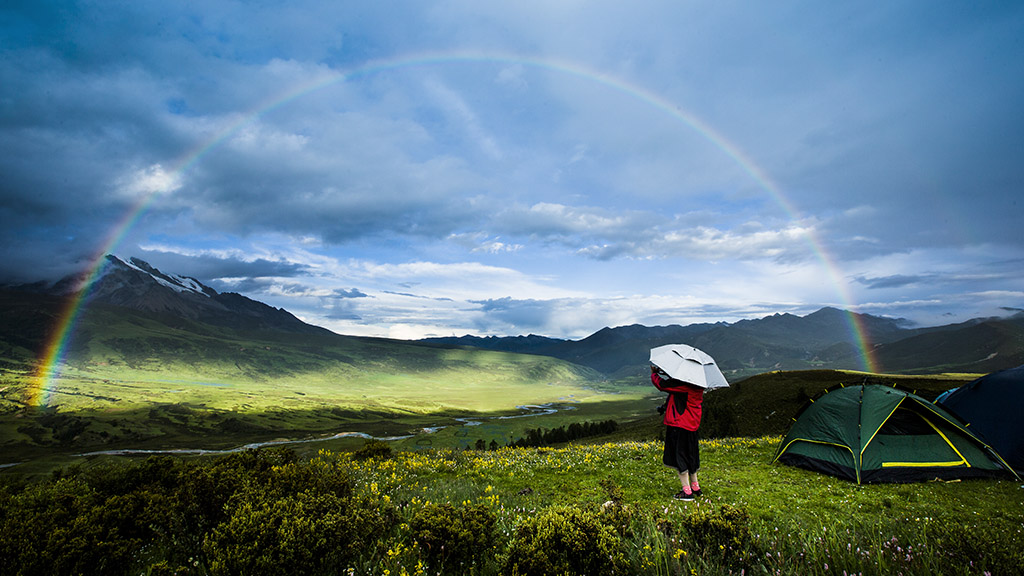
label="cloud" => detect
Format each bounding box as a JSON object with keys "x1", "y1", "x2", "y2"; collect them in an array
[
  {"x1": 854, "y1": 274, "x2": 930, "y2": 290},
  {"x1": 1, "y1": 1, "x2": 1021, "y2": 339},
  {"x1": 333, "y1": 288, "x2": 370, "y2": 299},
  {"x1": 116, "y1": 164, "x2": 182, "y2": 199},
  {"x1": 423, "y1": 76, "x2": 504, "y2": 161},
  {"x1": 490, "y1": 202, "x2": 820, "y2": 262},
  {"x1": 473, "y1": 297, "x2": 556, "y2": 331},
  {"x1": 135, "y1": 249, "x2": 309, "y2": 281}
]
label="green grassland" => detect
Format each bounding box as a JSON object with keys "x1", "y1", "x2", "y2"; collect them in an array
[
  {"x1": 3, "y1": 436, "x2": 1021, "y2": 575},
  {"x1": 2, "y1": 292, "x2": 1020, "y2": 574},
  {"x1": 0, "y1": 297, "x2": 983, "y2": 477},
  {"x1": 0, "y1": 300, "x2": 660, "y2": 473}
]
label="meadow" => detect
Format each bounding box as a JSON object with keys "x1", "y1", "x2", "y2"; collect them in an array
[
  {"x1": 0, "y1": 295, "x2": 658, "y2": 473},
  {"x1": 3, "y1": 294, "x2": 1020, "y2": 574},
  {"x1": 2, "y1": 435, "x2": 1021, "y2": 575}
]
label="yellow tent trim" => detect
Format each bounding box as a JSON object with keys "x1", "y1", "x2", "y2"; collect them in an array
[
  {"x1": 921, "y1": 412, "x2": 970, "y2": 468},
  {"x1": 773, "y1": 437, "x2": 853, "y2": 463},
  {"x1": 882, "y1": 460, "x2": 965, "y2": 468},
  {"x1": 860, "y1": 397, "x2": 904, "y2": 466}
]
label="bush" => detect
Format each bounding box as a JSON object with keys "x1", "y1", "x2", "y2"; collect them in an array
[
  {"x1": 502, "y1": 505, "x2": 624, "y2": 576},
  {"x1": 0, "y1": 476, "x2": 167, "y2": 576},
  {"x1": 677, "y1": 504, "x2": 757, "y2": 568},
  {"x1": 353, "y1": 439, "x2": 393, "y2": 460},
  {"x1": 410, "y1": 502, "x2": 497, "y2": 573},
  {"x1": 203, "y1": 460, "x2": 390, "y2": 576}
]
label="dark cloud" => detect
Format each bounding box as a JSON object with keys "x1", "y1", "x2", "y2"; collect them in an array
[
  {"x1": 853, "y1": 274, "x2": 930, "y2": 290},
  {"x1": 135, "y1": 250, "x2": 309, "y2": 282},
  {"x1": 333, "y1": 288, "x2": 369, "y2": 299},
  {"x1": 382, "y1": 291, "x2": 453, "y2": 302},
  {"x1": 472, "y1": 297, "x2": 555, "y2": 331}
]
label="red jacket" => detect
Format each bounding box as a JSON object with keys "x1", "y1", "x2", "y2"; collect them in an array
[{"x1": 651, "y1": 371, "x2": 704, "y2": 431}]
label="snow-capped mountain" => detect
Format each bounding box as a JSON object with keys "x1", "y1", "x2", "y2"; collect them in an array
[{"x1": 50, "y1": 255, "x2": 331, "y2": 335}]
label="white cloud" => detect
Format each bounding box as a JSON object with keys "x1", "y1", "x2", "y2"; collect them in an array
[{"x1": 117, "y1": 164, "x2": 182, "y2": 199}]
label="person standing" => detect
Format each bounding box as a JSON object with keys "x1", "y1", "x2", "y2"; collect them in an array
[{"x1": 651, "y1": 365, "x2": 704, "y2": 500}]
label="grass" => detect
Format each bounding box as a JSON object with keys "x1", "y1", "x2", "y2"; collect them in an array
[
  {"x1": 1, "y1": 296, "x2": 664, "y2": 474},
  {"x1": 8, "y1": 434, "x2": 1018, "y2": 575},
  {"x1": 338, "y1": 435, "x2": 1024, "y2": 575}
]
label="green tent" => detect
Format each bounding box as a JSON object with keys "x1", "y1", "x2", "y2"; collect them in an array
[{"x1": 773, "y1": 384, "x2": 1018, "y2": 484}]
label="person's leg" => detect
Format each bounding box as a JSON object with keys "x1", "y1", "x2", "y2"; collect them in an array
[
  {"x1": 673, "y1": 469, "x2": 694, "y2": 499},
  {"x1": 681, "y1": 429, "x2": 701, "y2": 496}
]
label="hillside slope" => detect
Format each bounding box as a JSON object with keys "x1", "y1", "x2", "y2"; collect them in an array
[
  {"x1": 872, "y1": 317, "x2": 1024, "y2": 374},
  {"x1": 618, "y1": 369, "x2": 977, "y2": 442},
  {"x1": 0, "y1": 287, "x2": 616, "y2": 465}
]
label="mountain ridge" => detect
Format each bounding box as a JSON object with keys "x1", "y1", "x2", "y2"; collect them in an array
[
  {"x1": 6, "y1": 254, "x2": 1024, "y2": 378},
  {"x1": 20, "y1": 255, "x2": 333, "y2": 336},
  {"x1": 424, "y1": 307, "x2": 1024, "y2": 378}
]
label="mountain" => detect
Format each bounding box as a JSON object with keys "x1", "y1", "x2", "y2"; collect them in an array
[
  {"x1": 0, "y1": 256, "x2": 604, "y2": 409},
  {"x1": 871, "y1": 315, "x2": 1024, "y2": 374},
  {"x1": 424, "y1": 307, "x2": 1024, "y2": 378},
  {"x1": 36, "y1": 255, "x2": 332, "y2": 336},
  {"x1": 8, "y1": 254, "x2": 1024, "y2": 379},
  {"x1": 421, "y1": 334, "x2": 568, "y2": 356},
  {"x1": 424, "y1": 309, "x2": 907, "y2": 378},
  {"x1": 424, "y1": 323, "x2": 724, "y2": 378}
]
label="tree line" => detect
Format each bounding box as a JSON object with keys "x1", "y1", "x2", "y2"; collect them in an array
[
  {"x1": 467, "y1": 419, "x2": 620, "y2": 451},
  {"x1": 509, "y1": 419, "x2": 619, "y2": 448}
]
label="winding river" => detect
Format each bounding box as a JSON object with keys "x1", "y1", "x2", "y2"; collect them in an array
[{"x1": 67, "y1": 401, "x2": 579, "y2": 459}]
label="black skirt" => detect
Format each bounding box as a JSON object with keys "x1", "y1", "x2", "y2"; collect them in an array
[{"x1": 663, "y1": 425, "x2": 700, "y2": 473}]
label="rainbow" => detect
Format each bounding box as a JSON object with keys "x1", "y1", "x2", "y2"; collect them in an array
[{"x1": 30, "y1": 51, "x2": 876, "y2": 406}]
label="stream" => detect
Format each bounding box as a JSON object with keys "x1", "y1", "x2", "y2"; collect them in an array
[{"x1": 66, "y1": 401, "x2": 579, "y2": 459}]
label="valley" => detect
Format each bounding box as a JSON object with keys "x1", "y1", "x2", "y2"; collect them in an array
[{"x1": 2, "y1": 256, "x2": 1021, "y2": 476}]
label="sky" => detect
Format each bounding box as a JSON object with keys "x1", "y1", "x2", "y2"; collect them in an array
[{"x1": 1, "y1": 1, "x2": 1023, "y2": 340}]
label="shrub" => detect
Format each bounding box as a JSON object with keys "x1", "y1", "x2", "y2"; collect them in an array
[
  {"x1": 597, "y1": 478, "x2": 637, "y2": 539},
  {"x1": 0, "y1": 476, "x2": 167, "y2": 576},
  {"x1": 203, "y1": 460, "x2": 389, "y2": 576},
  {"x1": 410, "y1": 502, "x2": 497, "y2": 573},
  {"x1": 502, "y1": 505, "x2": 624, "y2": 576},
  {"x1": 353, "y1": 439, "x2": 393, "y2": 460},
  {"x1": 677, "y1": 504, "x2": 756, "y2": 568}
]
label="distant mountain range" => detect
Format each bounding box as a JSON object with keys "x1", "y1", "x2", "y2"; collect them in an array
[
  {"x1": 422, "y1": 309, "x2": 1024, "y2": 379},
  {"x1": 7, "y1": 255, "x2": 1024, "y2": 379}
]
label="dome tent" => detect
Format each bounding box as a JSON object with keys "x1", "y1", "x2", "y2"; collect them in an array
[
  {"x1": 938, "y1": 365, "x2": 1024, "y2": 473},
  {"x1": 773, "y1": 383, "x2": 1017, "y2": 484}
]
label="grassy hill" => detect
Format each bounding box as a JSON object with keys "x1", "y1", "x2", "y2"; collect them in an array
[
  {"x1": 0, "y1": 286, "x2": 1004, "y2": 481},
  {"x1": 600, "y1": 369, "x2": 979, "y2": 448},
  {"x1": 873, "y1": 317, "x2": 1024, "y2": 374},
  {"x1": 2, "y1": 291, "x2": 1018, "y2": 576}
]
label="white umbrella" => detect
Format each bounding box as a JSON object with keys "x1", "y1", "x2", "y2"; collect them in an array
[{"x1": 649, "y1": 344, "x2": 729, "y2": 389}]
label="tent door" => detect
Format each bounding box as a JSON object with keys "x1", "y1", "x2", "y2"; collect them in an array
[{"x1": 866, "y1": 407, "x2": 970, "y2": 469}]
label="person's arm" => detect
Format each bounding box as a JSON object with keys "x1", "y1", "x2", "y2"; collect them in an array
[{"x1": 651, "y1": 365, "x2": 670, "y2": 390}]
